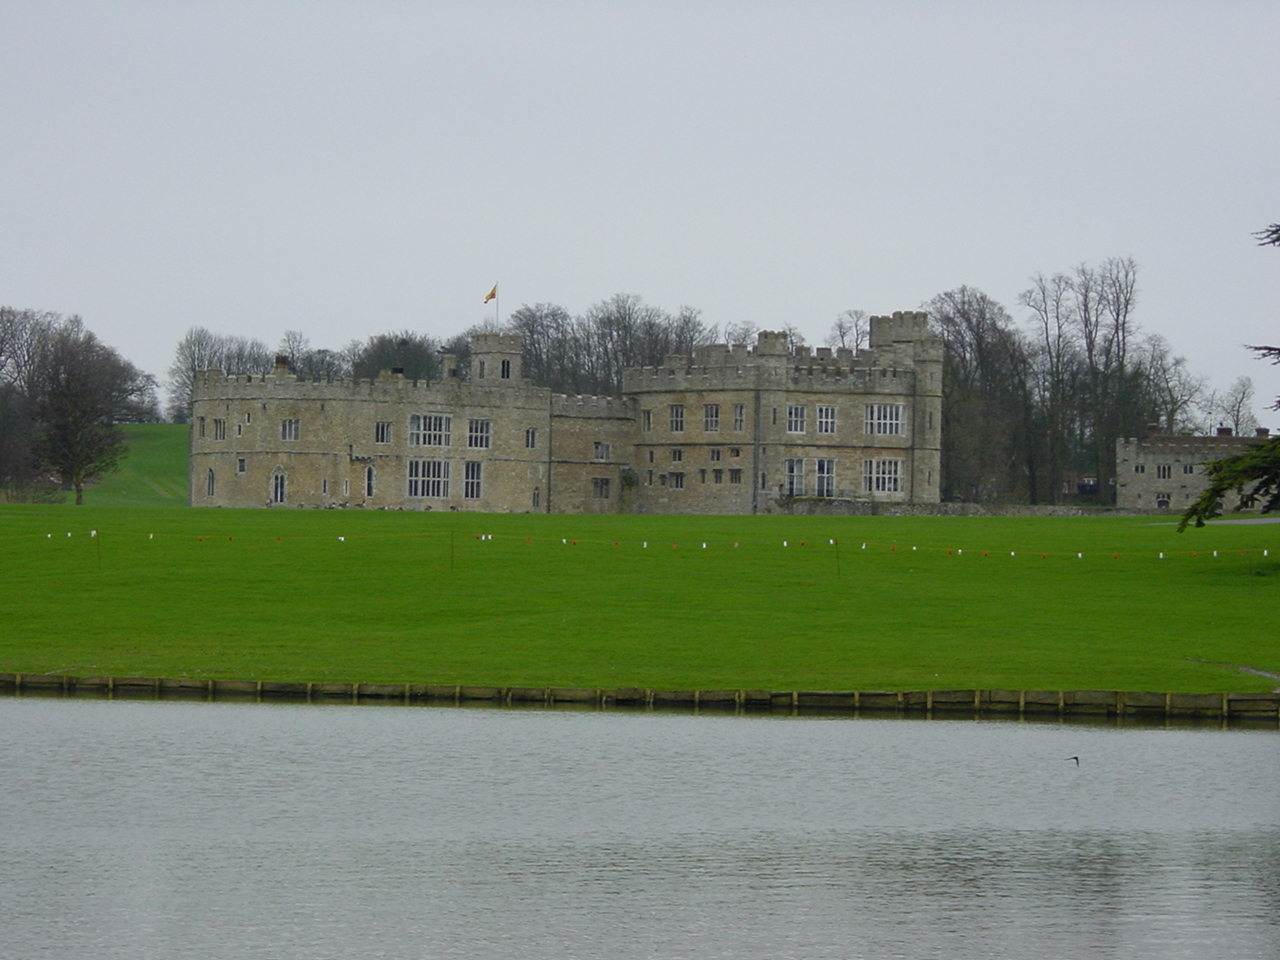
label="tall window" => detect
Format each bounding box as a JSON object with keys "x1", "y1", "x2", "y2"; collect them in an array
[
  {"x1": 785, "y1": 458, "x2": 804, "y2": 496},
  {"x1": 464, "y1": 461, "x2": 483, "y2": 499},
  {"x1": 236, "y1": 458, "x2": 246, "y2": 474},
  {"x1": 733, "y1": 404, "x2": 745, "y2": 432},
  {"x1": 816, "y1": 458, "x2": 835, "y2": 497},
  {"x1": 817, "y1": 406, "x2": 836, "y2": 434},
  {"x1": 669, "y1": 471, "x2": 685, "y2": 489},
  {"x1": 864, "y1": 458, "x2": 903, "y2": 493},
  {"x1": 593, "y1": 441, "x2": 611, "y2": 460},
  {"x1": 669, "y1": 404, "x2": 685, "y2": 433},
  {"x1": 410, "y1": 414, "x2": 451, "y2": 446},
  {"x1": 642, "y1": 410, "x2": 652, "y2": 432},
  {"x1": 709, "y1": 448, "x2": 722, "y2": 461},
  {"x1": 729, "y1": 468, "x2": 742, "y2": 484},
  {"x1": 206, "y1": 469, "x2": 216, "y2": 497},
  {"x1": 271, "y1": 472, "x2": 286, "y2": 503},
  {"x1": 865, "y1": 404, "x2": 903, "y2": 435},
  {"x1": 281, "y1": 419, "x2": 300, "y2": 441},
  {"x1": 525, "y1": 427, "x2": 537, "y2": 449},
  {"x1": 592, "y1": 477, "x2": 611, "y2": 499},
  {"x1": 365, "y1": 466, "x2": 375, "y2": 497},
  {"x1": 500, "y1": 359, "x2": 512, "y2": 379},
  {"x1": 704, "y1": 404, "x2": 720, "y2": 432},
  {"x1": 467, "y1": 419, "x2": 492, "y2": 449},
  {"x1": 787, "y1": 405, "x2": 806, "y2": 433},
  {"x1": 375, "y1": 421, "x2": 392, "y2": 444},
  {"x1": 408, "y1": 460, "x2": 449, "y2": 497},
  {"x1": 671, "y1": 448, "x2": 683, "y2": 462},
  {"x1": 1156, "y1": 464, "x2": 1172, "y2": 479},
  {"x1": 212, "y1": 419, "x2": 226, "y2": 440}
]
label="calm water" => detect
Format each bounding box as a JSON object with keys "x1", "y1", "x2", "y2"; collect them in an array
[{"x1": 0, "y1": 698, "x2": 1276, "y2": 960}]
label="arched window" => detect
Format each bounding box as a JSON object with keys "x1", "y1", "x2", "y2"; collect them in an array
[
  {"x1": 271, "y1": 470, "x2": 286, "y2": 504},
  {"x1": 206, "y1": 468, "x2": 216, "y2": 498},
  {"x1": 365, "y1": 465, "x2": 375, "y2": 497}
]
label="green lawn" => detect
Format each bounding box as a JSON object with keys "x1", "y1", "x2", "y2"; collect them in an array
[
  {"x1": 1, "y1": 503, "x2": 1276, "y2": 693},
  {"x1": 85, "y1": 423, "x2": 190, "y2": 507}
]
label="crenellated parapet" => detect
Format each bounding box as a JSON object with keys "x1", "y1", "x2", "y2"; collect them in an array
[
  {"x1": 622, "y1": 323, "x2": 937, "y2": 396},
  {"x1": 550, "y1": 394, "x2": 638, "y2": 419}
]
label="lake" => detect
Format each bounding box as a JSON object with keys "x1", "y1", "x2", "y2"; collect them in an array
[{"x1": 0, "y1": 697, "x2": 1276, "y2": 959}]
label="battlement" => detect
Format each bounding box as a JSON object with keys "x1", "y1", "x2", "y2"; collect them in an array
[
  {"x1": 621, "y1": 326, "x2": 935, "y2": 395},
  {"x1": 471, "y1": 333, "x2": 523, "y2": 354},
  {"x1": 550, "y1": 394, "x2": 638, "y2": 418},
  {"x1": 869, "y1": 311, "x2": 930, "y2": 347}
]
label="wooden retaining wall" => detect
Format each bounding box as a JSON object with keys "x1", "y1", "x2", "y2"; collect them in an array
[{"x1": 1, "y1": 673, "x2": 1277, "y2": 722}]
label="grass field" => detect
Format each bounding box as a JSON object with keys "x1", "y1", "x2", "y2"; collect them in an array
[
  {"x1": 1, "y1": 497, "x2": 1276, "y2": 693},
  {"x1": 85, "y1": 423, "x2": 190, "y2": 507}
]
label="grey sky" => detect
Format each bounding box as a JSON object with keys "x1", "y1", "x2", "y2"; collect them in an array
[{"x1": 2, "y1": 2, "x2": 1277, "y2": 418}]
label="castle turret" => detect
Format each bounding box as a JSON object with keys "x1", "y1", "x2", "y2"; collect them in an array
[{"x1": 470, "y1": 333, "x2": 523, "y2": 384}]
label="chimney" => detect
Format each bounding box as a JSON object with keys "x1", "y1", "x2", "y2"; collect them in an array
[
  {"x1": 1216, "y1": 427, "x2": 1233, "y2": 436},
  {"x1": 274, "y1": 355, "x2": 290, "y2": 373},
  {"x1": 1256, "y1": 427, "x2": 1270, "y2": 437}
]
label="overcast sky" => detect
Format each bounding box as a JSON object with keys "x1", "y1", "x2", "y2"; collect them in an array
[{"x1": 2, "y1": 1, "x2": 1277, "y2": 419}]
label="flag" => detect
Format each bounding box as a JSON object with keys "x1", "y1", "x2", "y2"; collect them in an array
[{"x1": 484, "y1": 283, "x2": 498, "y2": 303}]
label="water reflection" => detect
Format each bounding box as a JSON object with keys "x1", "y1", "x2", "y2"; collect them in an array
[{"x1": 0, "y1": 698, "x2": 1276, "y2": 959}]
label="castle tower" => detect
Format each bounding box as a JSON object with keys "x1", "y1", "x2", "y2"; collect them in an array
[{"x1": 470, "y1": 333, "x2": 524, "y2": 384}]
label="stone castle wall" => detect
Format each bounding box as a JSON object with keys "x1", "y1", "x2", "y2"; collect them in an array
[{"x1": 1116, "y1": 430, "x2": 1272, "y2": 513}]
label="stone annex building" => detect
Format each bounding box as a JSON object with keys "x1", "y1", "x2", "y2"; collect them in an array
[
  {"x1": 1116, "y1": 427, "x2": 1273, "y2": 513},
  {"x1": 189, "y1": 311, "x2": 943, "y2": 514}
]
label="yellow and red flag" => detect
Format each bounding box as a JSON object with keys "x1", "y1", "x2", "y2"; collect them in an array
[{"x1": 483, "y1": 283, "x2": 498, "y2": 303}]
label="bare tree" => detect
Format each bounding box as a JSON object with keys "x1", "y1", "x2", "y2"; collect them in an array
[
  {"x1": 927, "y1": 287, "x2": 1034, "y2": 501},
  {"x1": 1138, "y1": 334, "x2": 1206, "y2": 434},
  {"x1": 166, "y1": 327, "x2": 272, "y2": 421},
  {"x1": 825, "y1": 309, "x2": 868, "y2": 351},
  {"x1": 1204, "y1": 376, "x2": 1259, "y2": 435}
]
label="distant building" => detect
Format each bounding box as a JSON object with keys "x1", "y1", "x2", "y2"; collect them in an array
[
  {"x1": 189, "y1": 311, "x2": 943, "y2": 514},
  {"x1": 1116, "y1": 427, "x2": 1273, "y2": 513}
]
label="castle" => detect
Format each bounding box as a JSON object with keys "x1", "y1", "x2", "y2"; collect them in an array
[
  {"x1": 189, "y1": 311, "x2": 943, "y2": 514},
  {"x1": 1116, "y1": 427, "x2": 1272, "y2": 513}
]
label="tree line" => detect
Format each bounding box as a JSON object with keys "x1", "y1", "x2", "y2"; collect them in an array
[
  {"x1": 0, "y1": 308, "x2": 157, "y2": 502},
  {"x1": 167, "y1": 264, "x2": 1256, "y2": 507},
  {"x1": 166, "y1": 293, "x2": 723, "y2": 420},
  {"x1": 930, "y1": 258, "x2": 1259, "y2": 505}
]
